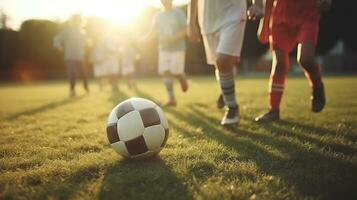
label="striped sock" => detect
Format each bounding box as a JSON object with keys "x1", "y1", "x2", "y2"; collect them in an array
[
  {"x1": 217, "y1": 71, "x2": 237, "y2": 108},
  {"x1": 163, "y1": 77, "x2": 174, "y2": 100}
]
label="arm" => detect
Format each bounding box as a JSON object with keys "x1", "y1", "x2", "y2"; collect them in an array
[
  {"x1": 141, "y1": 15, "x2": 159, "y2": 43},
  {"x1": 141, "y1": 28, "x2": 158, "y2": 42},
  {"x1": 167, "y1": 27, "x2": 187, "y2": 44},
  {"x1": 248, "y1": 0, "x2": 271, "y2": 44},
  {"x1": 53, "y1": 31, "x2": 64, "y2": 51},
  {"x1": 187, "y1": 0, "x2": 201, "y2": 43},
  {"x1": 317, "y1": 0, "x2": 332, "y2": 13},
  {"x1": 166, "y1": 10, "x2": 188, "y2": 44},
  {"x1": 247, "y1": 0, "x2": 264, "y2": 20}
]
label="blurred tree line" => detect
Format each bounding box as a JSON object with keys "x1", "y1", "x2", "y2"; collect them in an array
[{"x1": 0, "y1": 1, "x2": 356, "y2": 81}]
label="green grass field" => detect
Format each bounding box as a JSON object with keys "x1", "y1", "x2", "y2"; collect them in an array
[{"x1": 0, "y1": 76, "x2": 356, "y2": 200}]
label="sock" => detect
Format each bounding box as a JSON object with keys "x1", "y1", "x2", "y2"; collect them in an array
[
  {"x1": 269, "y1": 55, "x2": 289, "y2": 111},
  {"x1": 163, "y1": 77, "x2": 174, "y2": 100},
  {"x1": 217, "y1": 71, "x2": 237, "y2": 108},
  {"x1": 301, "y1": 62, "x2": 323, "y2": 89}
]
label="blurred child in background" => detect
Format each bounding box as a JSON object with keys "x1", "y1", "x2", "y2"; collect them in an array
[
  {"x1": 142, "y1": 0, "x2": 188, "y2": 106},
  {"x1": 90, "y1": 30, "x2": 120, "y2": 91},
  {"x1": 54, "y1": 14, "x2": 89, "y2": 97},
  {"x1": 120, "y1": 37, "x2": 138, "y2": 90},
  {"x1": 248, "y1": 0, "x2": 331, "y2": 122}
]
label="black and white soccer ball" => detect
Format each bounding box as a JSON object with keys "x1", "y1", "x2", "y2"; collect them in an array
[{"x1": 106, "y1": 97, "x2": 169, "y2": 159}]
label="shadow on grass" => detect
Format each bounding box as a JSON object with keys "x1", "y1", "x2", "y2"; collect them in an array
[
  {"x1": 99, "y1": 157, "x2": 192, "y2": 200},
  {"x1": 189, "y1": 104, "x2": 357, "y2": 200},
  {"x1": 135, "y1": 90, "x2": 357, "y2": 199},
  {"x1": 109, "y1": 87, "x2": 131, "y2": 107},
  {"x1": 5, "y1": 95, "x2": 85, "y2": 120}
]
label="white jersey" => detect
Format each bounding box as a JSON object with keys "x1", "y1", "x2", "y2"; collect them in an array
[
  {"x1": 198, "y1": 0, "x2": 247, "y2": 34},
  {"x1": 53, "y1": 27, "x2": 87, "y2": 61},
  {"x1": 91, "y1": 35, "x2": 120, "y2": 77}
]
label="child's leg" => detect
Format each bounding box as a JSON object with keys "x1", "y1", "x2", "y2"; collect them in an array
[
  {"x1": 269, "y1": 49, "x2": 290, "y2": 111},
  {"x1": 108, "y1": 74, "x2": 118, "y2": 91},
  {"x1": 65, "y1": 61, "x2": 76, "y2": 95},
  {"x1": 216, "y1": 53, "x2": 237, "y2": 108},
  {"x1": 255, "y1": 49, "x2": 289, "y2": 122},
  {"x1": 163, "y1": 73, "x2": 176, "y2": 106},
  {"x1": 297, "y1": 42, "x2": 325, "y2": 112},
  {"x1": 215, "y1": 66, "x2": 237, "y2": 109},
  {"x1": 98, "y1": 77, "x2": 104, "y2": 90},
  {"x1": 171, "y1": 74, "x2": 188, "y2": 92},
  {"x1": 78, "y1": 61, "x2": 89, "y2": 92},
  {"x1": 297, "y1": 43, "x2": 322, "y2": 89}
]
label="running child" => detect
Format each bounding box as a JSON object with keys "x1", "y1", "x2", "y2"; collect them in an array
[
  {"x1": 142, "y1": 0, "x2": 188, "y2": 106},
  {"x1": 248, "y1": 0, "x2": 331, "y2": 122}
]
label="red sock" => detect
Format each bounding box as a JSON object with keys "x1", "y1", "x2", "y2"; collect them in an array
[
  {"x1": 269, "y1": 77, "x2": 286, "y2": 111},
  {"x1": 269, "y1": 53, "x2": 289, "y2": 111}
]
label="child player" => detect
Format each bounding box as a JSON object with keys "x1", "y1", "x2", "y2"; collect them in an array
[
  {"x1": 120, "y1": 37, "x2": 138, "y2": 90},
  {"x1": 188, "y1": 0, "x2": 247, "y2": 125},
  {"x1": 54, "y1": 14, "x2": 89, "y2": 97},
  {"x1": 143, "y1": 0, "x2": 188, "y2": 106},
  {"x1": 248, "y1": 0, "x2": 331, "y2": 122},
  {"x1": 90, "y1": 32, "x2": 120, "y2": 91}
]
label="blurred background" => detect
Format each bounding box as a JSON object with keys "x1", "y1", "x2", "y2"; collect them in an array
[{"x1": 0, "y1": 0, "x2": 356, "y2": 82}]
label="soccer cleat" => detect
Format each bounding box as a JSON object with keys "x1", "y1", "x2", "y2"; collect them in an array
[
  {"x1": 221, "y1": 106, "x2": 240, "y2": 126},
  {"x1": 164, "y1": 99, "x2": 177, "y2": 107},
  {"x1": 255, "y1": 110, "x2": 280, "y2": 123},
  {"x1": 179, "y1": 76, "x2": 189, "y2": 92},
  {"x1": 216, "y1": 94, "x2": 225, "y2": 109},
  {"x1": 311, "y1": 84, "x2": 326, "y2": 113}
]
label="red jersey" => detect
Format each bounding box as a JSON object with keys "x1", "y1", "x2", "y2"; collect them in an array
[
  {"x1": 273, "y1": 0, "x2": 320, "y2": 26},
  {"x1": 258, "y1": 0, "x2": 321, "y2": 51}
]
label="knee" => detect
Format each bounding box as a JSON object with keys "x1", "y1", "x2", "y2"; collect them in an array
[
  {"x1": 273, "y1": 61, "x2": 288, "y2": 76},
  {"x1": 216, "y1": 55, "x2": 236, "y2": 72},
  {"x1": 298, "y1": 57, "x2": 315, "y2": 69}
]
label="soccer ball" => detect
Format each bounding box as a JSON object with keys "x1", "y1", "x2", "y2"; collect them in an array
[{"x1": 106, "y1": 97, "x2": 169, "y2": 159}]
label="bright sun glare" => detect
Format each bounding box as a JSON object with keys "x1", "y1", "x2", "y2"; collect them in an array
[{"x1": 82, "y1": 0, "x2": 147, "y2": 25}]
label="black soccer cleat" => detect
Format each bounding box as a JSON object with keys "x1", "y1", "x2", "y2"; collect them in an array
[
  {"x1": 217, "y1": 94, "x2": 225, "y2": 109},
  {"x1": 255, "y1": 110, "x2": 280, "y2": 123},
  {"x1": 311, "y1": 84, "x2": 326, "y2": 113}
]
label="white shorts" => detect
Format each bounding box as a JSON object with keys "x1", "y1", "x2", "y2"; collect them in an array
[
  {"x1": 202, "y1": 21, "x2": 246, "y2": 65},
  {"x1": 121, "y1": 64, "x2": 135, "y2": 76},
  {"x1": 94, "y1": 60, "x2": 119, "y2": 77},
  {"x1": 158, "y1": 51, "x2": 185, "y2": 75}
]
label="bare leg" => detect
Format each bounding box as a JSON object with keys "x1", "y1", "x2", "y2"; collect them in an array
[{"x1": 297, "y1": 42, "x2": 325, "y2": 112}]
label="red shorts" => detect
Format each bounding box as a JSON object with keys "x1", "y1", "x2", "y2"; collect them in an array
[{"x1": 270, "y1": 19, "x2": 319, "y2": 53}]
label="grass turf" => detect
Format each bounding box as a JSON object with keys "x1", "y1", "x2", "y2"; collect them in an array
[{"x1": 0, "y1": 76, "x2": 356, "y2": 200}]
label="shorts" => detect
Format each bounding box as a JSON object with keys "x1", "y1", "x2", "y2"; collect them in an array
[
  {"x1": 121, "y1": 64, "x2": 135, "y2": 76},
  {"x1": 271, "y1": 19, "x2": 319, "y2": 53},
  {"x1": 93, "y1": 59, "x2": 119, "y2": 77},
  {"x1": 158, "y1": 51, "x2": 185, "y2": 75},
  {"x1": 202, "y1": 21, "x2": 246, "y2": 65}
]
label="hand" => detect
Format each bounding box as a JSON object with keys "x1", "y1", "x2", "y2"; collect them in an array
[
  {"x1": 247, "y1": 4, "x2": 264, "y2": 20},
  {"x1": 187, "y1": 23, "x2": 201, "y2": 43},
  {"x1": 317, "y1": 0, "x2": 332, "y2": 12}
]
